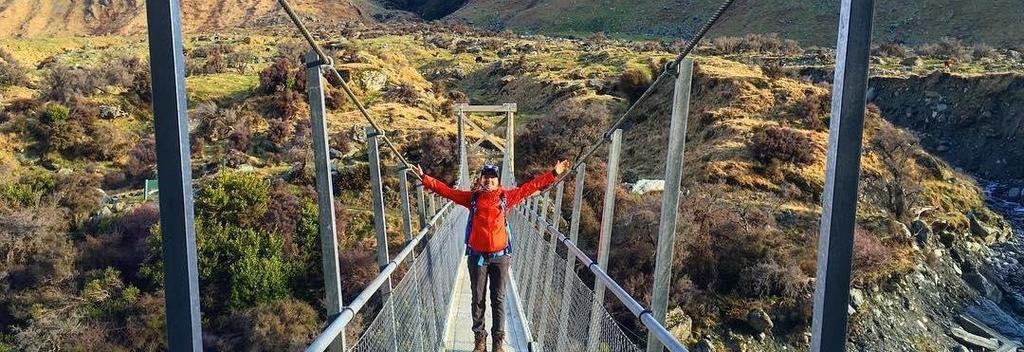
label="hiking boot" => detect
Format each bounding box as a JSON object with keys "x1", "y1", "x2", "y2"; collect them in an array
[
  {"x1": 492, "y1": 332, "x2": 505, "y2": 352},
  {"x1": 473, "y1": 332, "x2": 487, "y2": 352}
]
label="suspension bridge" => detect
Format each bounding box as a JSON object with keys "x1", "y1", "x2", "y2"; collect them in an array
[{"x1": 143, "y1": 0, "x2": 878, "y2": 350}]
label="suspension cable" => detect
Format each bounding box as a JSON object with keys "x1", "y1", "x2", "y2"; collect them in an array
[
  {"x1": 549, "y1": 0, "x2": 738, "y2": 187},
  {"x1": 276, "y1": 0, "x2": 421, "y2": 180}
]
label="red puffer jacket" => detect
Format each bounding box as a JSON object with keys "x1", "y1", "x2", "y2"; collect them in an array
[{"x1": 422, "y1": 171, "x2": 557, "y2": 253}]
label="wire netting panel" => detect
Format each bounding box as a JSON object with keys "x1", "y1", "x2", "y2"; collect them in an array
[
  {"x1": 350, "y1": 205, "x2": 467, "y2": 351},
  {"x1": 508, "y1": 210, "x2": 641, "y2": 352}
]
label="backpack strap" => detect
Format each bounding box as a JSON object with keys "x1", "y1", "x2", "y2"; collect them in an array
[{"x1": 465, "y1": 191, "x2": 480, "y2": 246}]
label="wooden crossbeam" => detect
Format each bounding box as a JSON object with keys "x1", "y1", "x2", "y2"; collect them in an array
[
  {"x1": 463, "y1": 117, "x2": 506, "y2": 150},
  {"x1": 456, "y1": 103, "x2": 517, "y2": 113}
]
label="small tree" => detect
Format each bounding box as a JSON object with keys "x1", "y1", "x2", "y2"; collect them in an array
[{"x1": 868, "y1": 125, "x2": 921, "y2": 221}]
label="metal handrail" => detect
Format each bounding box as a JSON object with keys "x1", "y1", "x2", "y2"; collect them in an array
[{"x1": 306, "y1": 201, "x2": 455, "y2": 352}]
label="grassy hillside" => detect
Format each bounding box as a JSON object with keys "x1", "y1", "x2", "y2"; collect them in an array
[
  {"x1": 446, "y1": 0, "x2": 1024, "y2": 47},
  {"x1": 0, "y1": 0, "x2": 373, "y2": 37}
]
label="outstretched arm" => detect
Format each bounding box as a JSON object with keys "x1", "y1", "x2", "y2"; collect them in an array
[
  {"x1": 505, "y1": 160, "x2": 570, "y2": 206},
  {"x1": 413, "y1": 165, "x2": 472, "y2": 207}
]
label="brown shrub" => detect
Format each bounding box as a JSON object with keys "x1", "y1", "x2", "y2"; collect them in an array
[
  {"x1": 618, "y1": 63, "x2": 657, "y2": 103},
  {"x1": 738, "y1": 257, "x2": 808, "y2": 299},
  {"x1": 79, "y1": 204, "x2": 159, "y2": 280},
  {"x1": 200, "y1": 51, "x2": 228, "y2": 74},
  {"x1": 236, "y1": 298, "x2": 319, "y2": 351},
  {"x1": 672, "y1": 184, "x2": 795, "y2": 298},
  {"x1": 0, "y1": 207, "x2": 74, "y2": 331},
  {"x1": 405, "y1": 131, "x2": 459, "y2": 183},
  {"x1": 126, "y1": 137, "x2": 156, "y2": 179},
  {"x1": 972, "y1": 43, "x2": 1000, "y2": 60},
  {"x1": 0, "y1": 48, "x2": 28, "y2": 88},
  {"x1": 260, "y1": 181, "x2": 303, "y2": 254},
  {"x1": 334, "y1": 164, "x2": 370, "y2": 192},
  {"x1": 789, "y1": 92, "x2": 830, "y2": 131},
  {"x1": 53, "y1": 171, "x2": 104, "y2": 226},
  {"x1": 338, "y1": 247, "x2": 378, "y2": 300},
  {"x1": 852, "y1": 227, "x2": 893, "y2": 277},
  {"x1": 383, "y1": 81, "x2": 421, "y2": 105},
  {"x1": 515, "y1": 99, "x2": 608, "y2": 177},
  {"x1": 85, "y1": 119, "x2": 136, "y2": 162},
  {"x1": 750, "y1": 126, "x2": 815, "y2": 165},
  {"x1": 873, "y1": 43, "x2": 912, "y2": 59},
  {"x1": 258, "y1": 58, "x2": 296, "y2": 95},
  {"x1": 917, "y1": 37, "x2": 971, "y2": 61},
  {"x1": 42, "y1": 65, "x2": 106, "y2": 103},
  {"x1": 710, "y1": 34, "x2": 803, "y2": 55},
  {"x1": 129, "y1": 67, "x2": 152, "y2": 104}
]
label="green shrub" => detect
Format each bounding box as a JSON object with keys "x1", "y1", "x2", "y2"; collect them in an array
[
  {"x1": 0, "y1": 168, "x2": 57, "y2": 207},
  {"x1": 195, "y1": 171, "x2": 270, "y2": 226},
  {"x1": 42, "y1": 104, "x2": 70, "y2": 124},
  {"x1": 227, "y1": 230, "x2": 290, "y2": 308}
]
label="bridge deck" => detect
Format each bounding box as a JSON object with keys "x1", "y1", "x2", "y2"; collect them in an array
[{"x1": 444, "y1": 253, "x2": 530, "y2": 351}]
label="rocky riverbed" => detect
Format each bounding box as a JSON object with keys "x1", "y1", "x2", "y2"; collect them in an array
[{"x1": 975, "y1": 179, "x2": 1024, "y2": 340}]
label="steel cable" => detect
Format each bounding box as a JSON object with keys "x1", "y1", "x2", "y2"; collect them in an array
[
  {"x1": 276, "y1": 0, "x2": 419, "y2": 179},
  {"x1": 548, "y1": 0, "x2": 739, "y2": 188}
]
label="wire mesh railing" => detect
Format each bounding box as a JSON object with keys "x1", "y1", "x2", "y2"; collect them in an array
[
  {"x1": 348, "y1": 203, "x2": 468, "y2": 351},
  {"x1": 508, "y1": 200, "x2": 644, "y2": 352}
]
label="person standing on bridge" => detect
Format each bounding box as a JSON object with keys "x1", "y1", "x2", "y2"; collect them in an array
[{"x1": 412, "y1": 160, "x2": 570, "y2": 352}]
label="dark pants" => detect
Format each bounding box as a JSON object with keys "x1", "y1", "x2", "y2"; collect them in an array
[{"x1": 468, "y1": 254, "x2": 510, "y2": 337}]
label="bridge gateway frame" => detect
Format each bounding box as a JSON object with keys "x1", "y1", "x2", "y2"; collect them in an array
[{"x1": 144, "y1": 0, "x2": 876, "y2": 348}]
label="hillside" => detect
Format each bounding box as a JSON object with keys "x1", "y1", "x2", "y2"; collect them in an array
[
  {"x1": 0, "y1": 0, "x2": 374, "y2": 37},
  {"x1": 444, "y1": 0, "x2": 1024, "y2": 47},
  {"x1": 3, "y1": 0, "x2": 1024, "y2": 49},
  {"x1": 1, "y1": 22, "x2": 1022, "y2": 350}
]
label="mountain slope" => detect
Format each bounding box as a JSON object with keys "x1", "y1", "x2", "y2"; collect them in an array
[
  {"x1": 0, "y1": 0, "x2": 372, "y2": 37},
  {"x1": 445, "y1": 0, "x2": 1024, "y2": 47}
]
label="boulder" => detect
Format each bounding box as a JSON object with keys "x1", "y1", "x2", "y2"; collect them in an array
[
  {"x1": 359, "y1": 70, "x2": 387, "y2": 93},
  {"x1": 967, "y1": 211, "x2": 995, "y2": 243},
  {"x1": 898, "y1": 223, "x2": 913, "y2": 241},
  {"x1": 912, "y1": 219, "x2": 931, "y2": 246},
  {"x1": 1007, "y1": 187, "x2": 1021, "y2": 200},
  {"x1": 665, "y1": 308, "x2": 692, "y2": 340},
  {"x1": 99, "y1": 105, "x2": 127, "y2": 119},
  {"x1": 630, "y1": 179, "x2": 665, "y2": 194},
  {"x1": 694, "y1": 338, "x2": 715, "y2": 352},
  {"x1": 850, "y1": 288, "x2": 865, "y2": 308},
  {"x1": 745, "y1": 308, "x2": 774, "y2": 333},
  {"x1": 901, "y1": 56, "x2": 923, "y2": 67}
]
